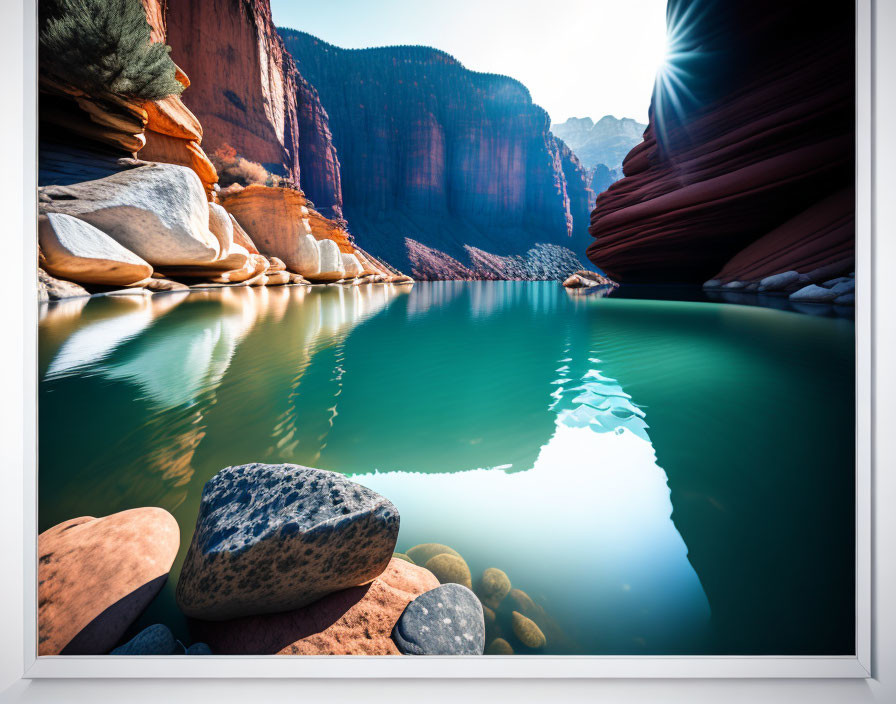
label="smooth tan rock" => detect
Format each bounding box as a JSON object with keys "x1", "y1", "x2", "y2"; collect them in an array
[
  {"x1": 143, "y1": 94, "x2": 203, "y2": 141},
  {"x1": 220, "y1": 185, "x2": 326, "y2": 275},
  {"x1": 38, "y1": 508, "x2": 179, "y2": 655},
  {"x1": 476, "y1": 568, "x2": 511, "y2": 610},
  {"x1": 159, "y1": 243, "x2": 251, "y2": 278},
  {"x1": 267, "y1": 256, "x2": 286, "y2": 272},
  {"x1": 37, "y1": 268, "x2": 89, "y2": 302},
  {"x1": 38, "y1": 213, "x2": 152, "y2": 286},
  {"x1": 341, "y1": 253, "x2": 362, "y2": 279},
  {"x1": 265, "y1": 270, "x2": 290, "y2": 286},
  {"x1": 312, "y1": 239, "x2": 346, "y2": 281},
  {"x1": 506, "y1": 588, "x2": 538, "y2": 617},
  {"x1": 511, "y1": 611, "x2": 546, "y2": 649},
  {"x1": 192, "y1": 558, "x2": 438, "y2": 654},
  {"x1": 207, "y1": 203, "x2": 234, "y2": 257},
  {"x1": 406, "y1": 543, "x2": 461, "y2": 565},
  {"x1": 393, "y1": 552, "x2": 415, "y2": 564},
  {"x1": 424, "y1": 553, "x2": 473, "y2": 589},
  {"x1": 486, "y1": 637, "x2": 514, "y2": 655},
  {"x1": 39, "y1": 164, "x2": 220, "y2": 267}
]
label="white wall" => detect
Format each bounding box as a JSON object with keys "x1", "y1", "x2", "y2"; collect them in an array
[{"x1": 1, "y1": 1, "x2": 895, "y2": 701}]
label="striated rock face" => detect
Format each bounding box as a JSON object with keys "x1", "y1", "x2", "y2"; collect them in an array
[
  {"x1": 192, "y1": 558, "x2": 439, "y2": 655},
  {"x1": 280, "y1": 30, "x2": 591, "y2": 278},
  {"x1": 587, "y1": 0, "x2": 855, "y2": 284}
]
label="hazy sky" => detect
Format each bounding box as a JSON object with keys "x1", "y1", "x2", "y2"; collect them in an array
[{"x1": 270, "y1": 0, "x2": 668, "y2": 125}]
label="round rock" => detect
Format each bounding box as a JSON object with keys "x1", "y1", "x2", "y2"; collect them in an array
[
  {"x1": 110, "y1": 624, "x2": 178, "y2": 655},
  {"x1": 406, "y1": 543, "x2": 460, "y2": 565},
  {"x1": 392, "y1": 583, "x2": 485, "y2": 655},
  {"x1": 424, "y1": 553, "x2": 472, "y2": 589}
]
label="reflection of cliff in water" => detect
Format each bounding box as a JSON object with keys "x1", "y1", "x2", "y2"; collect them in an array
[{"x1": 37, "y1": 285, "x2": 408, "y2": 526}]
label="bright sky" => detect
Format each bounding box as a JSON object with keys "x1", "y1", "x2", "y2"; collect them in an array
[{"x1": 270, "y1": 0, "x2": 668, "y2": 124}]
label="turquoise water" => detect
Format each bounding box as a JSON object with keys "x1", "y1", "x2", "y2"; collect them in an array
[{"x1": 38, "y1": 282, "x2": 855, "y2": 655}]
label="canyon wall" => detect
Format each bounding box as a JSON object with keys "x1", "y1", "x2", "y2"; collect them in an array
[
  {"x1": 587, "y1": 0, "x2": 855, "y2": 285},
  {"x1": 279, "y1": 30, "x2": 591, "y2": 279},
  {"x1": 164, "y1": 0, "x2": 343, "y2": 219}
]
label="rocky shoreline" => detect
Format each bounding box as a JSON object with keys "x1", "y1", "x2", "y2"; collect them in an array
[{"x1": 38, "y1": 463, "x2": 559, "y2": 656}]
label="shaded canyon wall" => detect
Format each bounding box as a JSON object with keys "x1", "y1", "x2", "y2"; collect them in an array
[
  {"x1": 587, "y1": 0, "x2": 855, "y2": 285},
  {"x1": 280, "y1": 30, "x2": 593, "y2": 279}
]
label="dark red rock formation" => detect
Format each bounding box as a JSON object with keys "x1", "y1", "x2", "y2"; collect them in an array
[
  {"x1": 164, "y1": 0, "x2": 344, "y2": 219},
  {"x1": 279, "y1": 30, "x2": 590, "y2": 278},
  {"x1": 587, "y1": 0, "x2": 855, "y2": 284}
]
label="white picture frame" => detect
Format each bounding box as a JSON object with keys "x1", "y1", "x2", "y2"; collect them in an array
[{"x1": 2, "y1": 0, "x2": 890, "y2": 696}]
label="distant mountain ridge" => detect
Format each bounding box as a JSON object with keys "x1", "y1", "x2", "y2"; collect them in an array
[{"x1": 551, "y1": 115, "x2": 646, "y2": 172}]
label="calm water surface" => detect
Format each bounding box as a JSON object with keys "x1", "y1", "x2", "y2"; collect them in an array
[{"x1": 38, "y1": 282, "x2": 855, "y2": 655}]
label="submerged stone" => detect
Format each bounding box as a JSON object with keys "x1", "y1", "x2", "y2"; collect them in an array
[
  {"x1": 406, "y1": 543, "x2": 461, "y2": 565},
  {"x1": 485, "y1": 637, "x2": 514, "y2": 655},
  {"x1": 392, "y1": 583, "x2": 485, "y2": 655},
  {"x1": 476, "y1": 567, "x2": 511, "y2": 609},
  {"x1": 512, "y1": 611, "x2": 546, "y2": 649},
  {"x1": 110, "y1": 624, "x2": 178, "y2": 655},
  {"x1": 176, "y1": 463, "x2": 399, "y2": 621},
  {"x1": 424, "y1": 553, "x2": 472, "y2": 589}
]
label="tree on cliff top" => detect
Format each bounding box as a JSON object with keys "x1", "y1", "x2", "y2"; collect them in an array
[{"x1": 39, "y1": 0, "x2": 184, "y2": 101}]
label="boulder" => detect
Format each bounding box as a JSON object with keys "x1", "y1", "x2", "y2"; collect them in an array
[
  {"x1": 505, "y1": 588, "x2": 538, "y2": 617},
  {"x1": 476, "y1": 568, "x2": 511, "y2": 609},
  {"x1": 110, "y1": 624, "x2": 178, "y2": 655},
  {"x1": 392, "y1": 583, "x2": 485, "y2": 655},
  {"x1": 406, "y1": 543, "x2": 461, "y2": 566},
  {"x1": 310, "y1": 239, "x2": 346, "y2": 282},
  {"x1": 161, "y1": 243, "x2": 252, "y2": 279},
  {"x1": 191, "y1": 558, "x2": 439, "y2": 655},
  {"x1": 424, "y1": 553, "x2": 472, "y2": 589},
  {"x1": 219, "y1": 185, "x2": 326, "y2": 275},
  {"x1": 511, "y1": 611, "x2": 546, "y2": 649},
  {"x1": 39, "y1": 163, "x2": 220, "y2": 267},
  {"x1": 562, "y1": 274, "x2": 585, "y2": 288},
  {"x1": 265, "y1": 270, "x2": 290, "y2": 286},
  {"x1": 185, "y1": 642, "x2": 213, "y2": 655},
  {"x1": 38, "y1": 213, "x2": 152, "y2": 286},
  {"x1": 758, "y1": 270, "x2": 802, "y2": 292},
  {"x1": 176, "y1": 463, "x2": 400, "y2": 620},
  {"x1": 789, "y1": 284, "x2": 841, "y2": 303},
  {"x1": 341, "y1": 253, "x2": 363, "y2": 279},
  {"x1": 38, "y1": 508, "x2": 180, "y2": 655},
  {"x1": 38, "y1": 268, "x2": 90, "y2": 302},
  {"x1": 207, "y1": 203, "x2": 234, "y2": 257},
  {"x1": 485, "y1": 637, "x2": 514, "y2": 655},
  {"x1": 392, "y1": 552, "x2": 414, "y2": 564},
  {"x1": 144, "y1": 277, "x2": 190, "y2": 292},
  {"x1": 268, "y1": 257, "x2": 287, "y2": 272}
]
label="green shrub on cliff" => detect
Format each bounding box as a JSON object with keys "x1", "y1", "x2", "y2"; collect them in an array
[{"x1": 39, "y1": 0, "x2": 184, "y2": 100}]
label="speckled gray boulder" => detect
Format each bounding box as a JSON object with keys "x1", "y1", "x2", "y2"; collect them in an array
[
  {"x1": 392, "y1": 583, "x2": 485, "y2": 655},
  {"x1": 110, "y1": 624, "x2": 178, "y2": 655},
  {"x1": 176, "y1": 463, "x2": 399, "y2": 621}
]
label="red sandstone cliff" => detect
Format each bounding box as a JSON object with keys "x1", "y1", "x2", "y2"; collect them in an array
[
  {"x1": 587, "y1": 0, "x2": 855, "y2": 285},
  {"x1": 164, "y1": 0, "x2": 343, "y2": 221}
]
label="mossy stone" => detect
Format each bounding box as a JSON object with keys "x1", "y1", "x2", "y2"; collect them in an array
[
  {"x1": 485, "y1": 637, "x2": 514, "y2": 655},
  {"x1": 482, "y1": 604, "x2": 496, "y2": 628},
  {"x1": 424, "y1": 553, "x2": 472, "y2": 589},
  {"x1": 392, "y1": 552, "x2": 415, "y2": 564},
  {"x1": 476, "y1": 567, "x2": 511, "y2": 609},
  {"x1": 406, "y1": 543, "x2": 461, "y2": 565},
  {"x1": 512, "y1": 611, "x2": 546, "y2": 649}
]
